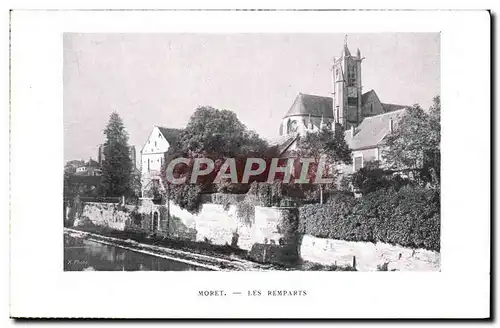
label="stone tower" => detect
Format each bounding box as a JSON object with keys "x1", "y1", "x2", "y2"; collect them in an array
[{"x1": 332, "y1": 37, "x2": 364, "y2": 129}]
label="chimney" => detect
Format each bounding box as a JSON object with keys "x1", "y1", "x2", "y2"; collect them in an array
[
  {"x1": 350, "y1": 125, "x2": 355, "y2": 138},
  {"x1": 389, "y1": 118, "x2": 394, "y2": 133}
]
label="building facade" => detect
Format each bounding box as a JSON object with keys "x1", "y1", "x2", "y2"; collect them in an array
[{"x1": 140, "y1": 126, "x2": 181, "y2": 197}]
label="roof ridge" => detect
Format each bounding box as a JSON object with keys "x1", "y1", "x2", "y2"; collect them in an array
[
  {"x1": 300, "y1": 93, "x2": 331, "y2": 98},
  {"x1": 157, "y1": 126, "x2": 182, "y2": 131},
  {"x1": 363, "y1": 108, "x2": 407, "y2": 120},
  {"x1": 381, "y1": 102, "x2": 409, "y2": 107}
]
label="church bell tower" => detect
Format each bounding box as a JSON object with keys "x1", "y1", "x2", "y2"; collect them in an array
[{"x1": 332, "y1": 36, "x2": 364, "y2": 129}]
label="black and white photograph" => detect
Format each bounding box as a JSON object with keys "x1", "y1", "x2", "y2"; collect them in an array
[
  {"x1": 8, "y1": 9, "x2": 491, "y2": 319},
  {"x1": 63, "y1": 33, "x2": 441, "y2": 272}
]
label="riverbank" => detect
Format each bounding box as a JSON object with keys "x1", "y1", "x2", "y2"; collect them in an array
[
  {"x1": 65, "y1": 227, "x2": 355, "y2": 271},
  {"x1": 65, "y1": 227, "x2": 272, "y2": 271}
]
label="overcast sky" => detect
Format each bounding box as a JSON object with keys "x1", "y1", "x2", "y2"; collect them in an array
[{"x1": 64, "y1": 33, "x2": 440, "y2": 164}]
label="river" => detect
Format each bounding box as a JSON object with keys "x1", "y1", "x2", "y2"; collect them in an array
[{"x1": 64, "y1": 234, "x2": 210, "y2": 271}]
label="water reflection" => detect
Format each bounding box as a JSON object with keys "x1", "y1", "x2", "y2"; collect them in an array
[{"x1": 64, "y1": 234, "x2": 210, "y2": 271}]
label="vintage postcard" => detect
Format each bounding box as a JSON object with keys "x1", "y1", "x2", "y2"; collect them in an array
[
  {"x1": 63, "y1": 32, "x2": 441, "y2": 273},
  {"x1": 9, "y1": 9, "x2": 491, "y2": 319}
]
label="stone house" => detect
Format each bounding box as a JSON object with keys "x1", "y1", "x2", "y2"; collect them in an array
[{"x1": 140, "y1": 126, "x2": 181, "y2": 197}]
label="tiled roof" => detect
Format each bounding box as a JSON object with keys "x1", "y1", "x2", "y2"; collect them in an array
[
  {"x1": 382, "y1": 103, "x2": 408, "y2": 113},
  {"x1": 361, "y1": 90, "x2": 377, "y2": 106},
  {"x1": 284, "y1": 93, "x2": 333, "y2": 118},
  {"x1": 345, "y1": 109, "x2": 407, "y2": 150},
  {"x1": 157, "y1": 126, "x2": 182, "y2": 144}
]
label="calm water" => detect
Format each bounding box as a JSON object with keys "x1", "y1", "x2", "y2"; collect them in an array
[{"x1": 64, "y1": 234, "x2": 210, "y2": 271}]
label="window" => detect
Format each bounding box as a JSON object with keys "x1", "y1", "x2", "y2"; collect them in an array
[
  {"x1": 154, "y1": 141, "x2": 157, "y2": 147},
  {"x1": 370, "y1": 104, "x2": 373, "y2": 113},
  {"x1": 348, "y1": 66, "x2": 356, "y2": 86},
  {"x1": 354, "y1": 156, "x2": 363, "y2": 171},
  {"x1": 147, "y1": 159, "x2": 150, "y2": 172},
  {"x1": 287, "y1": 120, "x2": 298, "y2": 134}
]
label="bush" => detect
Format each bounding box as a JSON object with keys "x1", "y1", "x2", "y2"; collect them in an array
[
  {"x1": 299, "y1": 186, "x2": 440, "y2": 251},
  {"x1": 349, "y1": 160, "x2": 410, "y2": 195}
]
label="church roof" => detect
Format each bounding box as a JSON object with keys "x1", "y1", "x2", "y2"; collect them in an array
[
  {"x1": 361, "y1": 90, "x2": 408, "y2": 113},
  {"x1": 345, "y1": 109, "x2": 407, "y2": 150},
  {"x1": 361, "y1": 90, "x2": 377, "y2": 106},
  {"x1": 381, "y1": 103, "x2": 408, "y2": 113},
  {"x1": 284, "y1": 93, "x2": 333, "y2": 118},
  {"x1": 157, "y1": 126, "x2": 182, "y2": 144}
]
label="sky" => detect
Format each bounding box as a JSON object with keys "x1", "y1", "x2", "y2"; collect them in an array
[{"x1": 63, "y1": 33, "x2": 440, "y2": 164}]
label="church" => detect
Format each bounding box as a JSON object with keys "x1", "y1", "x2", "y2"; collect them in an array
[{"x1": 273, "y1": 39, "x2": 409, "y2": 173}]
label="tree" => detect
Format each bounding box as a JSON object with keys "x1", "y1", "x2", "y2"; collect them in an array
[
  {"x1": 130, "y1": 169, "x2": 142, "y2": 198},
  {"x1": 295, "y1": 125, "x2": 352, "y2": 203},
  {"x1": 176, "y1": 106, "x2": 267, "y2": 157},
  {"x1": 160, "y1": 106, "x2": 269, "y2": 213},
  {"x1": 99, "y1": 112, "x2": 133, "y2": 197},
  {"x1": 384, "y1": 96, "x2": 441, "y2": 186}
]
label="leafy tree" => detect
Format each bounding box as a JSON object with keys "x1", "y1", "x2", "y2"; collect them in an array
[
  {"x1": 295, "y1": 124, "x2": 352, "y2": 203},
  {"x1": 99, "y1": 112, "x2": 133, "y2": 197},
  {"x1": 176, "y1": 106, "x2": 267, "y2": 157},
  {"x1": 160, "y1": 106, "x2": 269, "y2": 213},
  {"x1": 384, "y1": 96, "x2": 440, "y2": 186}
]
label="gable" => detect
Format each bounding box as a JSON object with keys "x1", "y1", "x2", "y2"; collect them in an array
[
  {"x1": 361, "y1": 90, "x2": 384, "y2": 117},
  {"x1": 141, "y1": 126, "x2": 172, "y2": 154}
]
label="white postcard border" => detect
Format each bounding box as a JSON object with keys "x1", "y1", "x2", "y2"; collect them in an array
[{"x1": 10, "y1": 10, "x2": 490, "y2": 318}]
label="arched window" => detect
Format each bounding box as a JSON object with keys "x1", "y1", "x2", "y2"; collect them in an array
[
  {"x1": 287, "y1": 120, "x2": 298, "y2": 134},
  {"x1": 152, "y1": 212, "x2": 159, "y2": 232}
]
